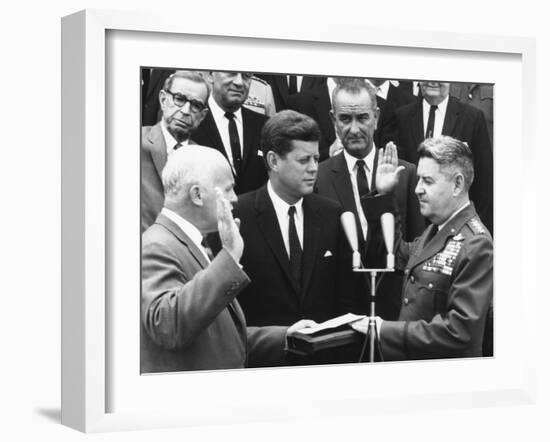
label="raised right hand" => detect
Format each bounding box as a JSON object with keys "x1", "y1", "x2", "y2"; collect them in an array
[
  {"x1": 375, "y1": 142, "x2": 405, "y2": 195},
  {"x1": 216, "y1": 188, "x2": 244, "y2": 262}
]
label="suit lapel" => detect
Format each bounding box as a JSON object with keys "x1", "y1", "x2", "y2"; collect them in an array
[
  {"x1": 255, "y1": 186, "x2": 301, "y2": 296},
  {"x1": 301, "y1": 196, "x2": 322, "y2": 299},
  {"x1": 156, "y1": 214, "x2": 209, "y2": 269},
  {"x1": 240, "y1": 108, "x2": 256, "y2": 172},
  {"x1": 442, "y1": 97, "x2": 460, "y2": 136},
  {"x1": 147, "y1": 124, "x2": 168, "y2": 179},
  {"x1": 275, "y1": 75, "x2": 290, "y2": 100}
]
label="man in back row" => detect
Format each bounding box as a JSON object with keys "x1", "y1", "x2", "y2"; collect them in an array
[
  {"x1": 316, "y1": 79, "x2": 424, "y2": 320},
  {"x1": 141, "y1": 71, "x2": 210, "y2": 233}
]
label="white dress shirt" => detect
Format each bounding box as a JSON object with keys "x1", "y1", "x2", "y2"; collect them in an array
[
  {"x1": 267, "y1": 180, "x2": 304, "y2": 257},
  {"x1": 160, "y1": 120, "x2": 191, "y2": 156},
  {"x1": 422, "y1": 95, "x2": 449, "y2": 139},
  {"x1": 342, "y1": 147, "x2": 376, "y2": 239},
  {"x1": 286, "y1": 74, "x2": 303, "y2": 93},
  {"x1": 161, "y1": 208, "x2": 211, "y2": 262},
  {"x1": 208, "y1": 96, "x2": 244, "y2": 171}
]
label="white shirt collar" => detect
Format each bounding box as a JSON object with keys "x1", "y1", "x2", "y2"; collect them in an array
[
  {"x1": 438, "y1": 201, "x2": 471, "y2": 230},
  {"x1": 422, "y1": 94, "x2": 450, "y2": 115},
  {"x1": 160, "y1": 208, "x2": 208, "y2": 260},
  {"x1": 342, "y1": 145, "x2": 376, "y2": 175},
  {"x1": 208, "y1": 95, "x2": 243, "y2": 123},
  {"x1": 267, "y1": 180, "x2": 304, "y2": 218},
  {"x1": 375, "y1": 81, "x2": 390, "y2": 100},
  {"x1": 160, "y1": 120, "x2": 190, "y2": 155}
]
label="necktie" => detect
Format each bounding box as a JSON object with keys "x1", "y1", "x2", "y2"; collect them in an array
[
  {"x1": 425, "y1": 224, "x2": 438, "y2": 244},
  {"x1": 425, "y1": 105, "x2": 438, "y2": 139},
  {"x1": 355, "y1": 159, "x2": 370, "y2": 197},
  {"x1": 288, "y1": 75, "x2": 298, "y2": 95},
  {"x1": 174, "y1": 142, "x2": 182, "y2": 151},
  {"x1": 225, "y1": 112, "x2": 242, "y2": 176},
  {"x1": 288, "y1": 206, "x2": 302, "y2": 288},
  {"x1": 201, "y1": 237, "x2": 214, "y2": 261}
]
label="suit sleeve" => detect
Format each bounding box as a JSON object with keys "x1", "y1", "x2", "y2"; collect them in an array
[
  {"x1": 380, "y1": 234, "x2": 493, "y2": 360},
  {"x1": 246, "y1": 326, "x2": 287, "y2": 367},
  {"x1": 141, "y1": 243, "x2": 250, "y2": 350}
]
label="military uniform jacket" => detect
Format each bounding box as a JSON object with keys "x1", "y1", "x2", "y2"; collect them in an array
[{"x1": 362, "y1": 197, "x2": 493, "y2": 361}]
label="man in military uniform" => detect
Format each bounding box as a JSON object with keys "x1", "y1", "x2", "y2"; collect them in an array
[
  {"x1": 243, "y1": 75, "x2": 276, "y2": 117},
  {"x1": 352, "y1": 136, "x2": 493, "y2": 360}
]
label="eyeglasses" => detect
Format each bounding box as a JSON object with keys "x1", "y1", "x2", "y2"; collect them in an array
[{"x1": 164, "y1": 90, "x2": 206, "y2": 113}]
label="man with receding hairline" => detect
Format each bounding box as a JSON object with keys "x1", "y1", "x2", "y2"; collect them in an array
[
  {"x1": 141, "y1": 145, "x2": 315, "y2": 372},
  {"x1": 141, "y1": 70, "x2": 210, "y2": 233}
]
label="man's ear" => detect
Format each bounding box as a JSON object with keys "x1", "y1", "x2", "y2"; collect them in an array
[
  {"x1": 159, "y1": 89, "x2": 168, "y2": 112},
  {"x1": 373, "y1": 106, "x2": 380, "y2": 125},
  {"x1": 266, "y1": 151, "x2": 278, "y2": 172},
  {"x1": 453, "y1": 173, "x2": 465, "y2": 196},
  {"x1": 329, "y1": 110, "x2": 336, "y2": 127},
  {"x1": 189, "y1": 184, "x2": 203, "y2": 206}
]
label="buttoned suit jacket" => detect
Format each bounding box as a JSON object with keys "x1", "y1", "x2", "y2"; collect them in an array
[
  {"x1": 316, "y1": 151, "x2": 425, "y2": 319},
  {"x1": 192, "y1": 106, "x2": 268, "y2": 195},
  {"x1": 233, "y1": 185, "x2": 356, "y2": 327},
  {"x1": 362, "y1": 198, "x2": 493, "y2": 360},
  {"x1": 141, "y1": 214, "x2": 288, "y2": 372},
  {"x1": 394, "y1": 96, "x2": 493, "y2": 232},
  {"x1": 141, "y1": 123, "x2": 199, "y2": 233}
]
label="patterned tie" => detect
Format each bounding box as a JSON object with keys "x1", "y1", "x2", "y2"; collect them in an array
[
  {"x1": 355, "y1": 159, "x2": 370, "y2": 197},
  {"x1": 225, "y1": 112, "x2": 242, "y2": 176},
  {"x1": 425, "y1": 105, "x2": 438, "y2": 139},
  {"x1": 288, "y1": 206, "x2": 302, "y2": 288}
]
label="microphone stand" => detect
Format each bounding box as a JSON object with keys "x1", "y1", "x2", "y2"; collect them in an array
[{"x1": 353, "y1": 265, "x2": 394, "y2": 362}]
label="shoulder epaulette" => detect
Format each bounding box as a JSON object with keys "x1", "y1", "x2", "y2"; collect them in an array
[
  {"x1": 252, "y1": 76, "x2": 268, "y2": 86},
  {"x1": 467, "y1": 218, "x2": 486, "y2": 235}
]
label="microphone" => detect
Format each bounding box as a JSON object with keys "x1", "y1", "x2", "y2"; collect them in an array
[
  {"x1": 340, "y1": 212, "x2": 361, "y2": 269},
  {"x1": 380, "y1": 212, "x2": 395, "y2": 269}
]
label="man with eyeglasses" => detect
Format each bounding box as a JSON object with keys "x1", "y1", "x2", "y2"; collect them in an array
[
  {"x1": 193, "y1": 72, "x2": 269, "y2": 195},
  {"x1": 141, "y1": 70, "x2": 210, "y2": 233}
]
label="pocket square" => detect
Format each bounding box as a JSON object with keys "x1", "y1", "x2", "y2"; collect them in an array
[
  {"x1": 257, "y1": 150, "x2": 264, "y2": 157},
  {"x1": 323, "y1": 250, "x2": 333, "y2": 257}
]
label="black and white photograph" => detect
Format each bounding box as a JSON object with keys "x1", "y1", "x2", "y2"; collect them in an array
[{"x1": 139, "y1": 69, "x2": 494, "y2": 373}]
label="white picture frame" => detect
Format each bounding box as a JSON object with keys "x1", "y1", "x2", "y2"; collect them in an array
[{"x1": 61, "y1": 9, "x2": 537, "y2": 433}]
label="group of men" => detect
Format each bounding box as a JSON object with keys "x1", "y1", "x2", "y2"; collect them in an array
[{"x1": 140, "y1": 70, "x2": 493, "y2": 373}]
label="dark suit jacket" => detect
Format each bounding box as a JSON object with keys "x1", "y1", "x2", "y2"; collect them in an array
[
  {"x1": 316, "y1": 151, "x2": 424, "y2": 319},
  {"x1": 141, "y1": 68, "x2": 174, "y2": 126},
  {"x1": 257, "y1": 75, "x2": 335, "y2": 161},
  {"x1": 386, "y1": 83, "x2": 417, "y2": 110},
  {"x1": 141, "y1": 214, "x2": 288, "y2": 372},
  {"x1": 394, "y1": 96, "x2": 493, "y2": 232},
  {"x1": 234, "y1": 185, "x2": 355, "y2": 327},
  {"x1": 192, "y1": 107, "x2": 268, "y2": 195}
]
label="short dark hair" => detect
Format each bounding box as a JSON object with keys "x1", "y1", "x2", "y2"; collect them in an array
[
  {"x1": 418, "y1": 136, "x2": 475, "y2": 190},
  {"x1": 163, "y1": 70, "x2": 210, "y2": 97},
  {"x1": 260, "y1": 110, "x2": 320, "y2": 169},
  {"x1": 331, "y1": 78, "x2": 378, "y2": 111}
]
